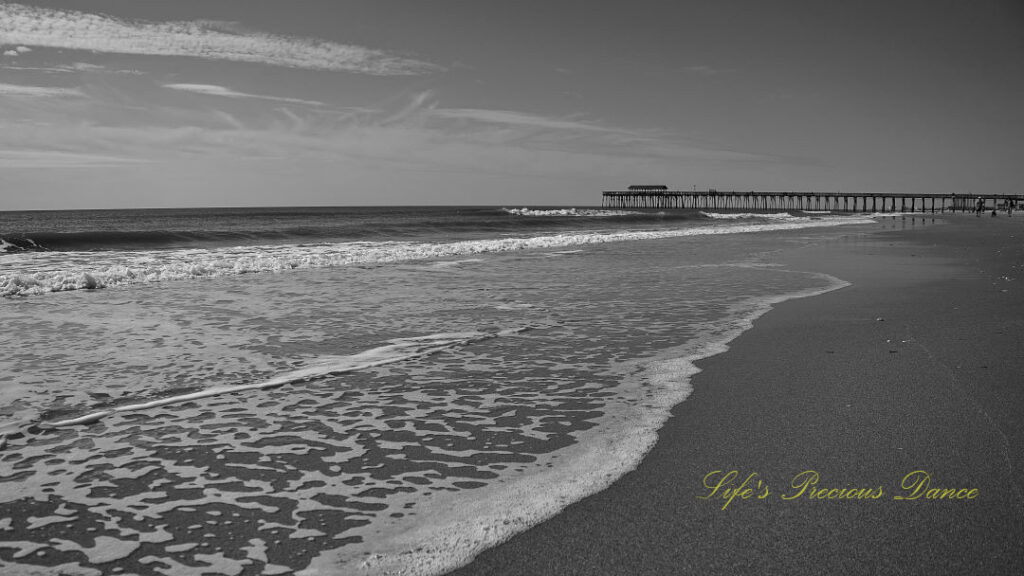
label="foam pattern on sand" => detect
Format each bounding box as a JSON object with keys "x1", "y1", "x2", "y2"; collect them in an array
[
  {"x1": 37, "y1": 331, "x2": 518, "y2": 429},
  {"x1": 1, "y1": 235, "x2": 850, "y2": 575}
]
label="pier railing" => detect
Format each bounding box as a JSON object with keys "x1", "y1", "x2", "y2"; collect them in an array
[{"x1": 601, "y1": 191, "x2": 1024, "y2": 213}]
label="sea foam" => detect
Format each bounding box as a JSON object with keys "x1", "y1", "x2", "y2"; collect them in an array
[
  {"x1": 36, "y1": 331, "x2": 516, "y2": 430},
  {"x1": 1, "y1": 216, "x2": 873, "y2": 297},
  {"x1": 301, "y1": 272, "x2": 852, "y2": 576},
  {"x1": 502, "y1": 207, "x2": 641, "y2": 217},
  {"x1": 700, "y1": 211, "x2": 805, "y2": 220},
  {"x1": 0, "y1": 226, "x2": 865, "y2": 576}
]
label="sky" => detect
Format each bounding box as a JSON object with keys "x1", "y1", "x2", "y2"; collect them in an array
[{"x1": 0, "y1": 0, "x2": 1022, "y2": 209}]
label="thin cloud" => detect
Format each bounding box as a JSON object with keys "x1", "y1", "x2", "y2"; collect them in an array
[
  {"x1": 164, "y1": 83, "x2": 324, "y2": 106},
  {"x1": 385, "y1": 93, "x2": 623, "y2": 134},
  {"x1": 0, "y1": 82, "x2": 83, "y2": 97},
  {"x1": 0, "y1": 86, "x2": 782, "y2": 179},
  {"x1": 381, "y1": 90, "x2": 437, "y2": 125},
  {"x1": 0, "y1": 63, "x2": 139, "y2": 74},
  {"x1": 367, "y1": 94, "x2": 773, "y2": 164},
  {"x1": 427, "y1": 107, "x2": 771, "y2": 163},
  {"x1": 0, "y1": 150, "x2": 147, "y2": 168},
  {"x1": 430, "y1": 108, "x2": 621, "y2": 133},
  {"x1": 0, "y1": 3, "x2": 440, "y2": 75}
]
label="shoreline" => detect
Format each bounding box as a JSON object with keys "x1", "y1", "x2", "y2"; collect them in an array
[{"x1": 448, "y1": 214, "x2": 1024, "y2": 575}]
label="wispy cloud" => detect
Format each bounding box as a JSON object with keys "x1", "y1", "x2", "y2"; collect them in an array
[
  {"x1": 0, "y1": 150, "x2": 147, "y2": 168},
  {"x1": 164, "y1": 83, "x2": 324, "y2": 106},
  {"x1": 0, "y1": 3, "x2": 440, "y2": 75},
  {"x1": 0, "y1": 62, "x2": 140, "y2": 74},
  {"x1": 430, "y1": 107, "x2": 621, "y2": 133},
  {"x1": 0, "y1": 86, "x2": 780, "y2": 187},
  {"x1": 0, "y1": 82, "x2": 83, "y2": 97},
  {"x1": 381, "y1": 90, "x2": 437, "y2": 125},
  {"x1": 385, "y1": 93, "x2": 760, "y2": 163},
  {"x1": 376, "y1": 91, "x2": 627, "y2": 137}
]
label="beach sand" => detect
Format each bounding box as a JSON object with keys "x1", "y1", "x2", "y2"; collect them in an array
[{"x1": 449, "y1": 214, "x2": 1024, "y2": 575}]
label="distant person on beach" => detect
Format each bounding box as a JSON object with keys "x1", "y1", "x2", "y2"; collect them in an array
[
  {"x1": 976, "y1": 198, "x2": 985, "y2": 217},
  {"x1": 1007, "y1": 199, "x2": 1015, "y2": 217}
]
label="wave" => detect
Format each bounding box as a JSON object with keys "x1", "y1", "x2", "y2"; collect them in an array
[
  {"x1": 864, "y1": 212, "x2": 915, "y2": 218},
  {"x1": 1, "y1": 237, "x2": 41, "y2": 252},
  {"x1": 700, "y1": 212, "x2": 806, "y2": 220},
  {"x1": 0, "y1": 228, "x2": 334, "y2": 252},
  {"x1": 1, "y1": 216, "x2": 874, "y2": 297},
  {"x1": 502, "y1": 207, "x2": 642, "y2": 217},
  {"x1": 2, "y1": 208, "x2": 694, "y2": 254}
]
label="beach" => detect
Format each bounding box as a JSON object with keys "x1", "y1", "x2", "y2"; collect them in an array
[
  {"x1": 0, "y1": 208, "x2": 875, "y2": 574},
  {"x1": 2, "y1": 210, "x2": 1022, "y2": 575},
  {"x1": 449, "y1": 214, "x2": 1024, "y2": 575}
]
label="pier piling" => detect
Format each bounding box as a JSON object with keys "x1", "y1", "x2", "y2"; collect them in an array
[{"x1": 601, "y1": 190, "x2": 1024, "y2": 214}]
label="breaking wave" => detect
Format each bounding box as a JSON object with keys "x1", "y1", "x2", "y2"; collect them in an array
[
  {"x1": 700, "y1": 212, "x2": 807, "y2": 220},
  {"x1": 1, "y1": 216, "x2": 873, "y2": 297},
  {"x1": 502, "y1": 207, "x2": 642, "y2": 217}
]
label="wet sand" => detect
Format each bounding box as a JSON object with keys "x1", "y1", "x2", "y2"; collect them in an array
[{"x1": 449, "y1": 214, "x2": 1024, "y2": 575}]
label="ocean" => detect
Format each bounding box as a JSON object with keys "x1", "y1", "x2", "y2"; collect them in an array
[{"x1": 1, "y1": 206, "x2": 878, "y2": 575}]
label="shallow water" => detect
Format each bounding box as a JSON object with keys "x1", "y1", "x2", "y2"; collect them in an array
[{"x1": 0, "y1": 211, "x2": 876, "y2": 575}]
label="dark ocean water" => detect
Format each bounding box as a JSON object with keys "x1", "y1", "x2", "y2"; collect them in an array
[
  {"x1": 0, "y1": 205, "x2": 878, "y2": 574},
  {"x1": 1, "y1": 206, "x2": 866, "y2": 297},
  {"x1": 0, "y1": 206, "x2": 705, "y2": 252}
]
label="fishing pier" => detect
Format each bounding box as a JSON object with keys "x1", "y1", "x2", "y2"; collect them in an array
[{"x1": 602, "y1": 186, "x2": 1023, "y2": 213}]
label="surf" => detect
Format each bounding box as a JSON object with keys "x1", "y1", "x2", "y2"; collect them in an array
[{"x1": 1, "y1": 214, "x2": 874, "y2": 297}]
